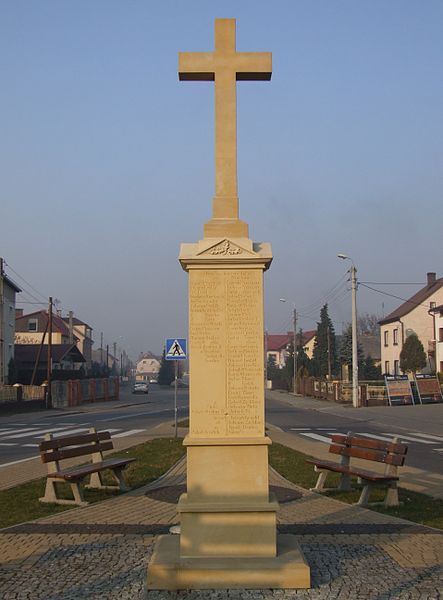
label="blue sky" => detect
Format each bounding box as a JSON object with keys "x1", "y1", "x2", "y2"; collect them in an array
[{"x1": 1, "y1": 1, "x2": 442, "y2": 359}]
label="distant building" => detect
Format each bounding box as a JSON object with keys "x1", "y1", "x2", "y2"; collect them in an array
[
  {"x1": 15, "y1": 309, "x2": 74, "y2": 346},
  {"x1": 136, "y1": 352, "x2": 161, "y2": 381},
  {"x1": 265, "y1": 330, "x2": 316, "y2": 369},
  {"x1": 0, "y1": 263, "x2": 21, "y2": 384},
  {"x1": 15, "y1": 343, "x2": 86, "y2": 385},
  {"x1": 62, "y1": 315, "x2": 93, "y2": 368},
  {"x1": 430, "y1": 304, "x2": 443, "y2": 374},
  {"x1": 379, "y1": 272, "x2": 443, "y2": 375},
  {"x1": 91, "y1": 348, "x2": 119, "y2": 370}
]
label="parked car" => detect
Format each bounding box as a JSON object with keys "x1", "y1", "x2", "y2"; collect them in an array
[
  {"x1": 132, "y1": 381, "x2": 149, "y2": 394},
  {"x1": 149, "y1": 378, "x2": 158, "y2": 384}
]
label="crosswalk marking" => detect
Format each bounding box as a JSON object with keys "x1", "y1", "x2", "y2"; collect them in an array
[
  {"x1": 0, "y1": 443, "x2": 18, "y2": 446},
  {"x1": 406, "y1": 432, "x2": 443, "y2": 443},
  {"x1": 112, "y1": 429, "x2": 145, "y2": 438},
  {"x1": 1, "y1": 426, "x2": 74, "y2": 440},
  {"x1": 301, "y1": 432, "x2": 332, "y2": 444},
  {"x1": 386, "y1": 433, "x2": 436, "y2": 444}
]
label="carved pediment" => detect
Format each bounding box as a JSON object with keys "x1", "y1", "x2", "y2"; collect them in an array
[{"x1": 197, "y1": 239, "x2": 256, "y2": 257}]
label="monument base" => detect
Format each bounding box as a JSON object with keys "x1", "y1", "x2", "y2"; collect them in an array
[{"x1": 146, "y1": 533, "x2": 310, "y2": 590}]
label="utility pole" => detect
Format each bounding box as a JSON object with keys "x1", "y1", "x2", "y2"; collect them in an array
[
  {"x1": 293, "y1": 308, "x2": 297, "y2": 395},
  {"x1": 106, "y1": 344, "x2": 109, "y2": 371},
  {"x1": 351, "y1": 264, "x2": 359, "y2": 408},
  {"x1": 0, "y1": 258, "x2": 4, "y2": 385},
  {"x1": 327, "y1": 324, "x2": 332, "y2": 380},
  {"x1": 46, "y1": 297, "x2": 53, "y2": 409},
  {"x1": 113, "y1": 341, "x2": 117, "y2": 373},
  {"x1": 100, "y1": 332, "x2": 104, "y2": 365}
]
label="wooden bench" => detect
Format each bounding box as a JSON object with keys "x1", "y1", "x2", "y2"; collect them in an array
[
  {"x1": 305, "y1": 433, "x2": 408, "y2": 507},
  {"x1": 39, "y1": 427, "x2": 136, "y2": 506}
]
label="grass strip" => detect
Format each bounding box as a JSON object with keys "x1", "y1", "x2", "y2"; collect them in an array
[
  {"x1": 1, "y1": 438, "x2": 442, "y2": 531},
  {"x1": 269, "y1": 442, "x2": 443, "y2": 530},
  {"x1": 0, "y1": 437, "x2": 185, "y2": 530}
]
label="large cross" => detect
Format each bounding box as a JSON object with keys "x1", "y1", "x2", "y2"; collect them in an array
[{"x1": 179, "y1": 19, "x2": 272, "y2": 227}]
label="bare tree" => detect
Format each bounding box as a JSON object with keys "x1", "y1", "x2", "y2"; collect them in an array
[{"x1": 357, "y1": 313, "x2": 381, "y2": 335}]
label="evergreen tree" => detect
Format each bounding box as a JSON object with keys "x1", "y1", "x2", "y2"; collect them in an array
[
  {"x1": 400, "y1": 333, "x2": 427, "y2": 374},
  {"x1": 7, "y1": 357, "x2": 17, "y2": 384},
  {"x1": 339, "y1": 324, "x2": 364, "y2": 374},
  {"x1": 266, "y1": 354, "x2": 279, "y2": 381},
  {"x1": 158, "y1": 348, "x2": 175, "y2": 385},
  {"x1": 363, "y1": 354, "x2": 382, "y2": 380},
  {"x1": 312, "y1": 304, "x2": 338, "y2": 378}
]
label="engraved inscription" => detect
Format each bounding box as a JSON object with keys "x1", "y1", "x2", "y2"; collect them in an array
[{"x1": 189, "y1": 269, "x2": 264, "y2": 438}]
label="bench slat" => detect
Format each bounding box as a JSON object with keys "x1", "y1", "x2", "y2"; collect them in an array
[
  {"x1": 330, "y1": 434, "x2": 407, "y2": 455},
  {"x1": 305, "y1": 459, "x2": 399, "y2": 482},
  {"x1": 39, "y1": 431, "x2": 111, "y2": 451},
  {"x1": 329, "y1": 444, "x2": 405, "y2": 466},
  {"x1": 40, "y1": 440, "x2": 114, "y2": 463},
  {"x1": 47, "y1": 457, "x2": 136, "y2": 481}
]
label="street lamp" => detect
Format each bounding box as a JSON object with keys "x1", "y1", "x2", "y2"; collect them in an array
[
  {"x1": 279, "y1": 299, "x2": 297, "y2": 395},
  {"x1": 337, "y1": 254, "x2": 359, "y2": 408}
]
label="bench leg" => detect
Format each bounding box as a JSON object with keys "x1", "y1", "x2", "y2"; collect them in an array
[
  {"x1": 357, "y1": 484, "x2": 371, "y2": 507},
  {"x1": 86, "y1": 470, "x2": 126, "y2": 491},
  {"x1": 39, "y1": 478, "x2": 88, "y2": 506},
  {"x1": 338, "y1": 472, "x2": 352, "y2": 491},
  {"x1": 112, "y1": 467, "x2": 129, "y2": 492},
  {"x1": 311, "y1": 468, "x2": 328, "y2": 492},
  {"x1": 384, "y1": 482, "x2": 399, "y2": 507}
]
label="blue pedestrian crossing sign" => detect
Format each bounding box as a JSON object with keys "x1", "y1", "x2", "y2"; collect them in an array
[{"x1": 165, "y1": 338, "x2": 187, "y2": 360}]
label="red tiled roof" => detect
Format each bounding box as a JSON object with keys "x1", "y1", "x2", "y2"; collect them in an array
[
  {"x1": 379, "y1": 276, "x2": 443, "y2": 325},
  {"x1": 266, "y1": 330, "x2": 316, "y2": 351},
  {"x1": 16, "y1": 310, "x2": 72, "y2": 337},
  {"x1": 62, "y1": 316, "x2": 92, "y2": 328}
]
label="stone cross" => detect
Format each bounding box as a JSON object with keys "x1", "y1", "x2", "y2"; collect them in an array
[{"x1": 179, "y1": 19, "x2": 271, "y2": 223}]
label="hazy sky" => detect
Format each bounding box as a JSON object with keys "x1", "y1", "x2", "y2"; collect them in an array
[{"x1": 1, "y1": 1, "x2": 442, "y2": 360}]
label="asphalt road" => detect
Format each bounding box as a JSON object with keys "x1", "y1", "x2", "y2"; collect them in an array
[
  {"x1": 1, "y1": 386, "x2": 443, "y2": 478},
  {"x1": 0, "y1": 385, "x2": 189, "y2": 466},
  {"x1": 265, "y1": 390, "x2": 443, "y2": 476}
]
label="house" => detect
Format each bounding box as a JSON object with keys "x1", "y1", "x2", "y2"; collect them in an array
[
  {"x1": 62, "y1": 314, "x2": 93, "y2": 368},
  {"x1": 0, "y1": 261, "x2": 21, "y2": 384},
  {"x1": 91, "y1": 348, "x2": 119, "y2": 370},
  {"x1": 14, "y1": 343, "x2": 86, "y2": 385},
  {"x1": 379, "y1": 272, "x2": 443, "y2": 375},
  {"x1": 265, "y1": 330, "x2": 316, "y2": 369},
  {"x1": 136, "y1": 352, "x2": 161, "y2": 381},
  {"x1": 15, "y1": 309, "x2": 74, "y2": 346},
  {"x1": 430, "y1": 304, "x2": 443, "y2": 375}
]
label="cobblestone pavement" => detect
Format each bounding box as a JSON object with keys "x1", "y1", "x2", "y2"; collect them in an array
[{"x1": 1, "y1": 460, "x2": 442, "y2": 599}]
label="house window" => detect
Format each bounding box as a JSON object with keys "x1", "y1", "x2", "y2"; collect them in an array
[
  {"x1": 28, "y1": 318, "x2": 38, "y2": 332},
  {"x1": 430, "y1": 302, "x2": 436, "y2": 309},
  {"x1": 393, "y1": 329, "x2": 398, "y2": 345},
  {"x1": 439, "y1": 328, "x2": 443, "y2": 343},
  {"x1": 394, "y1": 360, "x2": 399, "y2": 375},
  {"x1": 384, "y1": 331, "x2": 389, "y2": 347},
  {"x1": 385, "y1": 361, "x2": 390, "y2": 374}
]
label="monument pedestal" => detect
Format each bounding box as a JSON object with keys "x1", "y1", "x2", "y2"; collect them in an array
[
  {"x1": 147, "y1": 534, "x2": 310, "y2": 590},
  {"x1": 146, "y1": 237, "x2": 310, "y2": 590}
]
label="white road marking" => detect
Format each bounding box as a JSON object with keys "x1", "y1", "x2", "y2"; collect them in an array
[
  {"x1": 317, "y1": 428, "x2": 337, "y2": 431},
  {"x1": 386, "y1": 433, "x2": 436, "y2": 444},
  {"x1": 0, "y1": 427, "x2": 42, "y2": 437},
  {"x1": 0, "y1": 456, "x2": 39, "y2": 468},
  {"x1": 356, "y1": 432, "x2": 397, "y2": 442},
  {"x1": 111, "y1": 429, "x2": 145, "y2": 438},
  {"x1": 434, "y1": 448, "x2": 443, "y2": 453},
  {"x1": 0, "y1": 426, "x2": 78, "y2": 440},
  {"x1": 0, "y1": 428, "x2": 15, "y2": 432},
  {"x1": 408, "y1": 432, "x2": 443, "y2": 443},
  {"x1": 97, "y1": 411, "x2": 153, "y2": 422},
  {"x1": 22, "y1": 444, "x2": 39, "y2": 448},
  {"x1": 290, "y1": 428, "x2": 310, "y2": 431},
  {"x1": 0, "y1": 442, "x2": 18, "y2": 446},
  {"x1": 301, "y1": 432, "x2": 332, "y2": 444}
]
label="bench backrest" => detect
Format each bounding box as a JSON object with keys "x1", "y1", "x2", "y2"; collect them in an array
[
  {"x1": 329, "y1": 434, "x2": 407, "y2": 467},
  {"x1": 39, "y1": 429, "x2": 113, "y2": 464}
]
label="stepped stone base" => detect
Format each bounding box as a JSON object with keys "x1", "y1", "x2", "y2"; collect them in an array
[{"x1": 146, "y1": 533, "x2": 310, "y2": 590}]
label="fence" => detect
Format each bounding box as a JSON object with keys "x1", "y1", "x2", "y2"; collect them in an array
[
  {"x1": 0, "y1": 378, "x2": 119, "y2": 409},
  {"x1": 298, "y1": 377, "x2": 388, "y2": 406}
]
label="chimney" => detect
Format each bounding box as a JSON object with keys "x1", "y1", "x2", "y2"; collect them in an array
[
  {"x1": 68, "y1": 310, "x2": 74, "y2": 344},
  {"x1": 427, "y1": 272, "x2": 436, "y2": 286},
  {"x1": 15, "y1": 308, "x2": 23, "y2": 318}
]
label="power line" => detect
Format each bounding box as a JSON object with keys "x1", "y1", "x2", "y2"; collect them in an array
[
  {"x1": 359, "y1": 283, "x2": 433, "y2": 311},
  {"x1": 360, "y1": 281, "x2": 426, "y2": 286},
  {"x1": 3, "y1": 261, "x2": 48, "y2": 303}
]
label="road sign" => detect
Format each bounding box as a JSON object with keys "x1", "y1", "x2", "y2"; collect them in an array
[{"x1": 165, "y1": 338, "x2": 187, "y2": 360}]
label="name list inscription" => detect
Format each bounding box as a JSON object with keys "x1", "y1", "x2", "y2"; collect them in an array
[{"x1": 190, "y1": 269, "x2": 264, "y2": 437}]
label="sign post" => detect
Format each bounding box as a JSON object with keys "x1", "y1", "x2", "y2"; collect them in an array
[{"x1": 165, "y1": 338, "x2": 187, "y2": 438}]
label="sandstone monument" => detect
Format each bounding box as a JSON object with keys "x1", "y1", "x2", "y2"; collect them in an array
[{"x1": 147, "y1": 18, "x2": 310, "y2": 589}]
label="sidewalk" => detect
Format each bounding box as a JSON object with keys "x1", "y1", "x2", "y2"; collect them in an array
[
  {"x1": 267, "y1": 389, "x2": 443, "y2": 499},
  {"x1": 1, "y1": 455, "x2": 442, "y2": 599}
]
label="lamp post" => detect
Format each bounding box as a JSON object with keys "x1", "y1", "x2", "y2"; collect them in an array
[
  {"x1": 337, "y1": 254, "x2": 359, "y2": 408},
  {"x1": 280, "y1": 299, "x2": 297, "y2": 395}
]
